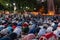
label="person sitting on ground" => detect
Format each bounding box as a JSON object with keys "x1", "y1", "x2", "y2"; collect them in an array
[
  {"x1": 36, "y1": 26, "x2": 47, "y2": 38},
  {"x1": 53, "y1": 23, "x2": 60, "y2": 40},
  {"x1": 53, "y1": 20, "x2": 58, "y2": 31},
  {"x1": 22, "y1": 22, "x2": 29, "y2": 34},
  {"x1": 0, "y1": 23, "x2": 5, "y2": 31},
  {"x1": 22, "y1": 33, "x2": 35, "y2": 40},
  {"x1": 0, "y1": 24, "x2": 13, "y2": 37},
  {"x1": 46, "y1": 26, "x2": 53, "y2": 33},
  {"x1": 28, "y1": 24, "x2": 36, "y2": 34},
  {"x1": 13, "y1": 24, "x2": 22, "y2": 37},
  {"x1": 0, "y1": 33, "x2": 17, "y2": 40},
  {"x1": 12, "y1": 23, "x2": 17, "y2": 29}
]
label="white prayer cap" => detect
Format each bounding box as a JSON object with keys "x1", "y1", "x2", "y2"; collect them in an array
[
  {"x1": 12, "y1": 20, "x2": 16, "y2": 23},
  {"x1": 24, "y1": 22, "x2": 28, "y2": 24},
  {"x1": 39, "y1": 26, "x2": 43, "y2": 28},
  {"x1": 58, "y1": 23, "x2": 60, "y2": 26},
  {"x1": 46, "y1": 26, "x2": 53, "y2": 32},
  {"x1": 51, "y1": 22, "x2": 55, "y2": 27},
  {"x1": 29, "y1": 21, "x2": 33, "y2": 25},
  {"x1": 2, "y1": 20, "x2": 5, "y2": 23}
]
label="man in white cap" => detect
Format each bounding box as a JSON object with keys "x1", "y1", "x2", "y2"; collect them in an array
[
  {"x1": 0, "y1": 28, "x2": 8, "y2": 35},
  {"x1": 13, "y1": 25, "x2": 22, "y2": 37},
  {"x1": 46, "y1": 26, "x2": 53, "y2": 33},
  {"x1": 53, "y1": 23, "x2": 60, "y2": 40},
  {"x1": 37, "y1": 26, "x2": 47, "y2": 38},
  {"x1": 0, "y1": 25, "x2": 13, "y2": 35}
]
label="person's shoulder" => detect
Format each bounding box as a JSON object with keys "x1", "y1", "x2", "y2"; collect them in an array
[{"x1": 0, "y1": 37, "x2": 10, "y2": 40}]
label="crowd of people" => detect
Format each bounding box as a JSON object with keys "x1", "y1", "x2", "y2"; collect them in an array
[{"x1": 0, "y1": 12, "x2": 60, "y2": 40}]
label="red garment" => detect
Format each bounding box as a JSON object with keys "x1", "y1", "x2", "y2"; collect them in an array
[
  {"x1": 22, "y1": 34, "x2": 35, "y2": 40},
  {"x1": 22, "y1": 22, "x2": 29, "y2": 28},
  {"x1": 58, "y1": 26, "x2": 60, "y2": 27},
  {"x1": 12, "y1": 25, "x2": 16, "y2": 29},
  {"x1": 6, "y1": 18, "x2": 9, "y2": 20},
  {"x1": 39, "y1": 32, "x2": 57, "y2": 40}
]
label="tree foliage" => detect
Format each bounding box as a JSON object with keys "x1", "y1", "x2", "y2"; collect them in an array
[{"x1": 0, "y1": 0, "x2": 60, "y2": 11}]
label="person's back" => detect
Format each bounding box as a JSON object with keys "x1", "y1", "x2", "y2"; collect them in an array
[
  {"x1": 37, "y1": 26, "x2": 47, "y2": 37},
  {"x1": 22, "y1": 33, "x2": 35, "y2": 40},
  {"x1": 6, "y1": 25, "x2": 13, "y2": 33},
  {"x1": 0, "y1": 25, "x2": 5, "y2": 31},
  {"x1": 28, "y1": 24, "x2": 36, "y2": 34},
  {"x1": 0, "y1": 25, "x2": 13, "y2": 35},
  {"x1": 0, "y1": 22, "x2": 5, "y2": 31},
  {"x1": 0, "y1": 37, "x2": 11, "y2": 40},
  {"x1": 22, "y1": 22, "x2": 29, "y2": 34},
  {"x1": 53, "y1": 27, "x2": 60, "y2": 37},
  {"x1": 13, "y1": 27, "x2": 22, "y2": 37},
  {"x1": 0, "y1": 28, "x2": 8, "y2": 35},
  {"x1": 53, "y1": 22, "x2": 58, "y2": 31},
  {"x1": 0, "y1": 33, "x2": 17, "y2": 40},
  {"x1": 46, "y1": 26, "x2": 53, "y2": 33}
]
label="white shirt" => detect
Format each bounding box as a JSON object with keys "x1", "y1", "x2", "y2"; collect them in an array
[
  {"x1": 38, "y1": 28, "x2": 46, "y2": 37},
  {"x1": 0, "y1": 25, "x2": 5, "y2": 28},
  {"x1": 0, "y1": 28, "x2": 8, "y2": 35},
  {"x1": 51, "y1": 22, "x2": 55, "y2": 27},
  {"x1": 13, "y1": 27, "x2": 22, "y2": 36},
  {"x1": 29, "y1": 21, "x2": 33, "y2": 25},
  {"x1": 53, "y1": 27, "x2": 60, "y2": 37},
  {"x1": 58, "y1": 23, "x2": 60, "y2": 26},
  {"x1": 46, "y1": 27, "x2": 53, "y2": 33}
]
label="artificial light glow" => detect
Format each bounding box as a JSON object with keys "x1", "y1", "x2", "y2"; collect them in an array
[
  {"x1": 27, "y1": 7, "x2": 29, "y2": 9},
  {"x1": 6, "y1": 3, "x2": 8, "y2": 6},
  {"x1": 14, "y1": 6, "x2": 17, "y2": 11},
  {"x1": 26, "y1": 6, "x2": 28, "y2": 8},
  {"x1": 13, "y1": 3, "x2": 15, "y2": 6},
  {"x1": 32, "y1": 12, "x2": 38, "y2": 16},
  {"x1": 48, "y1": 11, "x2": 54, "y2": 15},
  {"x1": 34, "y1": 8, "x2": 36, "y2": 10},
  {"x1": 20, "y1": 6, "x2": 22, "y2": 8}
]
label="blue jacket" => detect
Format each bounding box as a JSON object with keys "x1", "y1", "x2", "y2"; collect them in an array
[
  {"x1": 7, "y1": 26, "x2": 13, "y2": 33},
  {"x1": 29, "y1": 24, "x2": 36, "y2": 34},
  {"x1": 53, "y1": 24, "x2": 58, "y2": 31}
]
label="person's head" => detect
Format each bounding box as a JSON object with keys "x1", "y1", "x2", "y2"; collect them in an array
[
  {"x1": 47, "y1": 23, "x2": 51, "y2": 26},
  {"x1": 8, "y1": 21, "x2": 12, "y2": 24},
  {"x1": 43, "y1": 26, "x2": 47, "y2": 29},
  {"x1": 8, "y1": 33, "x2": 17, "y2": 39},
  {"x1": 7, "y1": 24, "x2": 11, "y2": 26},
  {"x1": 0, "y1": 22, "x2": 2, "y2": 25},
  {"x1": 43, "y1": 23, "x2": 48, "y2": 27},
  {"x1": 12, "y1": 23, "x2": 17, "y2": 26},
  {"x1": 22, "y1": 22, "x2": 29, "y2": 27}
]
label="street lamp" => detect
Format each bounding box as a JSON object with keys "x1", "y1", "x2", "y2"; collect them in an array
[
  {"x1": 13, "y1": 3, "x2": 15, "y2": 6},
  {"x1": 34, "y1": 8, "x2": 36, "y2": 10},
  {"x1": 26, "y1": 6, "x2": 28, "y2": 9},
  {"x1": 26, "y1": 6, "x2": 30, "y2": 9},
  {"x1": 20, "y1": 6, "x2": 22, "y2": 8},
  {"x1": 6, "y1": 3, "x2": 8, "y2": 6},
  {"x1": 13, "y1": 3, "x2": 16, "y2": 14}
]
